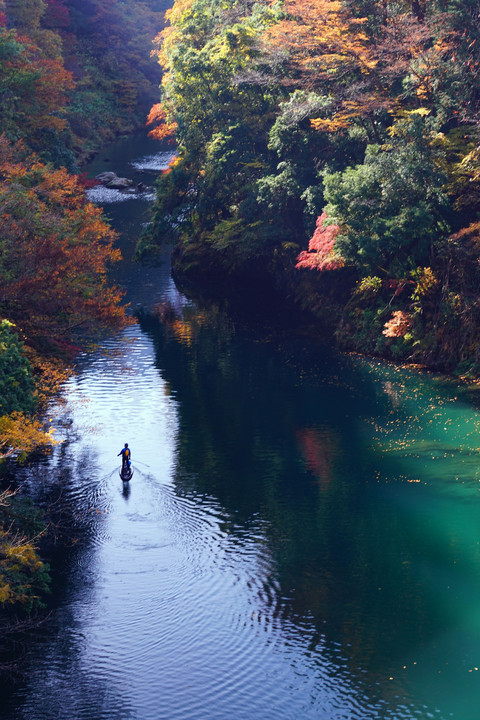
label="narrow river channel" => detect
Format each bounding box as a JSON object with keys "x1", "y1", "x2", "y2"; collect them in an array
[{"x1": 3, "y1": 134, "x2": 480, "y2": 720}]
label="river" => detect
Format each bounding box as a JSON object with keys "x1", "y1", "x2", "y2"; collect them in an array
[{"x1": 2, "y1": 133, "x2": 480, "y2": 719}]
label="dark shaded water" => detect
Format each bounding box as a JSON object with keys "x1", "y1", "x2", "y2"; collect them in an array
[{"x1": 2, "y1": 134, "x2": 480, "y2": 719}]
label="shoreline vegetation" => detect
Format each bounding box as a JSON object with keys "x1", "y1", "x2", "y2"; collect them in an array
[
  {"x1": 139, "y1": 0, "x2": 480, "y2": 380},
  {"x1": 0, "y1": 0, "x2": 168, "y2": 627}
]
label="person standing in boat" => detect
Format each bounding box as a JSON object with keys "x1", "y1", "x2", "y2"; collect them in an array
[{"x1": 118, "y1": 443, "x2": 131, "y2": 472}]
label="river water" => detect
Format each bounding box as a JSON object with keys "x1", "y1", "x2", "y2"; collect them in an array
[{"x1": 2, "y1": 134, "x2": 480, "y2": 719}]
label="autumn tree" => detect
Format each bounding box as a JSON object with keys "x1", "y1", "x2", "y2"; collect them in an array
[
  {"x1": 0, "y1": 26, "x2": 74, "y2": 161},
  {"x1": 295, "y1": 212, "x2": 343, "y2": 272},
  {"x1": 0, "y1": 137, "x2": 128, "y2": 351},
  {"x1": 263, "y1": 0, "x2": 377, "y2": 89}
]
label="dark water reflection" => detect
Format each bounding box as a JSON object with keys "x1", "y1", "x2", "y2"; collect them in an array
[
  {"x1": 139, "y1": 301, "x2": 480, "y2": 718},
  {"x1": 2, "y1": 134, "x2": 480, "y2": 719}
]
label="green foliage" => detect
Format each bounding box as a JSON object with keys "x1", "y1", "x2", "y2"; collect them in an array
[
  {"x1": 354, "y1": 275, "x2": 382, "y2": 298},
  {"x1": 145, "y1": 0, "x2": 480, "y2": 373},
  {"x1": 0, "y1": 321, "x2": 36, "y2": 417},
  {"x1": 143, "y1": 0, "x2": 285, "y2": 272},
  {"x1": 202, "y1": 216, "x2": 286, "y2": 274},
  {"x1": 324, "y1": 114, "x2": 451, "y2": 277}
]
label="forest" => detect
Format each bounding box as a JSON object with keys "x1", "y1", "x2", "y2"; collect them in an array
[{"x1": 141, "y1": 0, "x2": 480, "y2": 377}]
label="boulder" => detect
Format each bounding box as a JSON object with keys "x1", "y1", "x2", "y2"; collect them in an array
[{"x1": 95, "y1": 171, "x2": 133, "y2": 189}]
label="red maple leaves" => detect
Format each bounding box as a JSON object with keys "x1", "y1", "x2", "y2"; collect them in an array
[{"x1": 296, "y1": 212, "x2": 344, "y2": 272}]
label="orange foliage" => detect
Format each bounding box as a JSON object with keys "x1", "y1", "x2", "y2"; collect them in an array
[
  {"x1": 310, "y1": 116, "x2": 352, "y2": 133},
  {"x1": 264, "y1": 0, "x2": 376, "y2": 81},
  {"x1": 3, "y1": 29, "x2": 74, "y2": 139},
  {"x1": 263, "y1": 2, "x2": 441, "y2": 130},
  {"x1": 146, "y1": 103, "x2": 178, "y2": 143},
  {"x1": 382, "y1": 310, "x2": 413, "y2": 338},
  {"x1": 0, "y1": 137, "x2": 129, "y2": 348},
  {"x1": 25, "y1": 349, "x2": 70, "y2": 406},
  {"x1": 27, "y1": 56, "x2": 75, "y2": 132},
  {"x1": 260, "y1": 0, "x2": 394, "y2": 133},
  {"x1": 368, "y1": 14, "x2": 439, "y2": 110}
]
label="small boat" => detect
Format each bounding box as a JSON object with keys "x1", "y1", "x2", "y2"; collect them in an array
[{"x1": 119, "y1": 465, "x2": 133, "y2": 481}]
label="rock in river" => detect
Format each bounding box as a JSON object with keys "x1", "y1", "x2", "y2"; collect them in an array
[{"x1": 95, "y1": 171, "x2": 133, "y2": 189}]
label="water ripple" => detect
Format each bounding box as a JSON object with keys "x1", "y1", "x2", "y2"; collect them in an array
[
  {"x1": 129, "y1": 150, "x2": 175, "y2": 171},
  {"x1": 86, "y1": 185, "x2": 155, "y2": 204}
]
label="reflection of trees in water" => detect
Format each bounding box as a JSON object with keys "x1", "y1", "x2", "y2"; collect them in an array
[
  {"x1": 18, "y1": 443, "x2": 104, "y2": 549},
  {"x1": 138, "y1": 302, "x2": 457, "y2": 690},
  {"x1": 0, "y1": 596, "x2": 136, "y2": 719},
  {"x1": 296, "y1": 425, "x2": 338, "y2": 488}
]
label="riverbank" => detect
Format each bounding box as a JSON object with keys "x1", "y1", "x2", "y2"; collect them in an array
[
  {"x1": 168, "y1": 240, "x2": 480, "y2": 382},
  {"x1": 141, "y1": 0, "x2": 480, "y2": 383}
]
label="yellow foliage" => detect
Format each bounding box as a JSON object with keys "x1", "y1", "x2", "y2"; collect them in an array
[
  {"x1": 0, "y1": 583, "x2": 11, "y2": 603},
  {"x1": 0, "y1": 531, "x2": 46, "y2": 605},
  {"x1": 413, "y1": 267, "x2": 439, "y2": 298},
  {"x1": 387, "y1": 108, "x2": 431, "y2": 137},
  {"x1": 0, "y1": 411, "x2": 56, "y2": 462},
  {"x1": 25, "y1": 348, "x2": 70, "y2": 407},
  {"x1": 0, "y1": 490, "x2": 48, "y2": 609},
  {"x1": 311, "y1": 116, "x2": 352, "y2": 132},
  {"x1": 459, "y1": 148, "x2": 480, "y2": 182},
  {"x1": 406, "y1": 107, "x2": 431, "y2": 117}
]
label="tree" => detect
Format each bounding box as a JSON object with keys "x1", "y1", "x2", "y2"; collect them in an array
[
  {"x1": 143, "y1": 0, "x2": 282, "y2": 271},
  {"x1": 0, "y1": 319, "x2": 36, "y2": 416},
  {"x1": 0, "y1": 137, "x2": 128, "y2": 351},
  {"x1": 295, "y1": 212, "x2": 343, "y2": 272},
  {"x1": 0, "y1": 26, "x2": 74, "y2": 149},
  {"x1": 0, "y1": 412, "x2": 55, "y2": 462},
  {"x1": 323, "y1": 113, "x2": 451, "y2": 276},
  {"x1": 259, "y1": 0, "x2": 394, "y2": 139},
  {"x1": 0, "y1": 318, "x2": 56, "y2": 463},
  {"x1": 5, "y1": 0, "x2": 46, "y2": 30},
  {"x1": 263, "y1": 0, "x2": 377, "y2": 87}
]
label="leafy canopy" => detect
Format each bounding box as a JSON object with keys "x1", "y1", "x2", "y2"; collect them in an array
[{"x1": 323, "y1": 114, "x2": 451, "y2": 276}]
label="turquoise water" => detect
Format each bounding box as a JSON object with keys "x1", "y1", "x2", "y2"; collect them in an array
[{"x1": 2, "y1": 134, "x2": 480, "y2": 719}]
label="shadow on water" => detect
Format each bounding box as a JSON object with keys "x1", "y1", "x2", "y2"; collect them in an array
[{"x1": 138, "y1": 297, "x2": 480, "y2": 717}]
